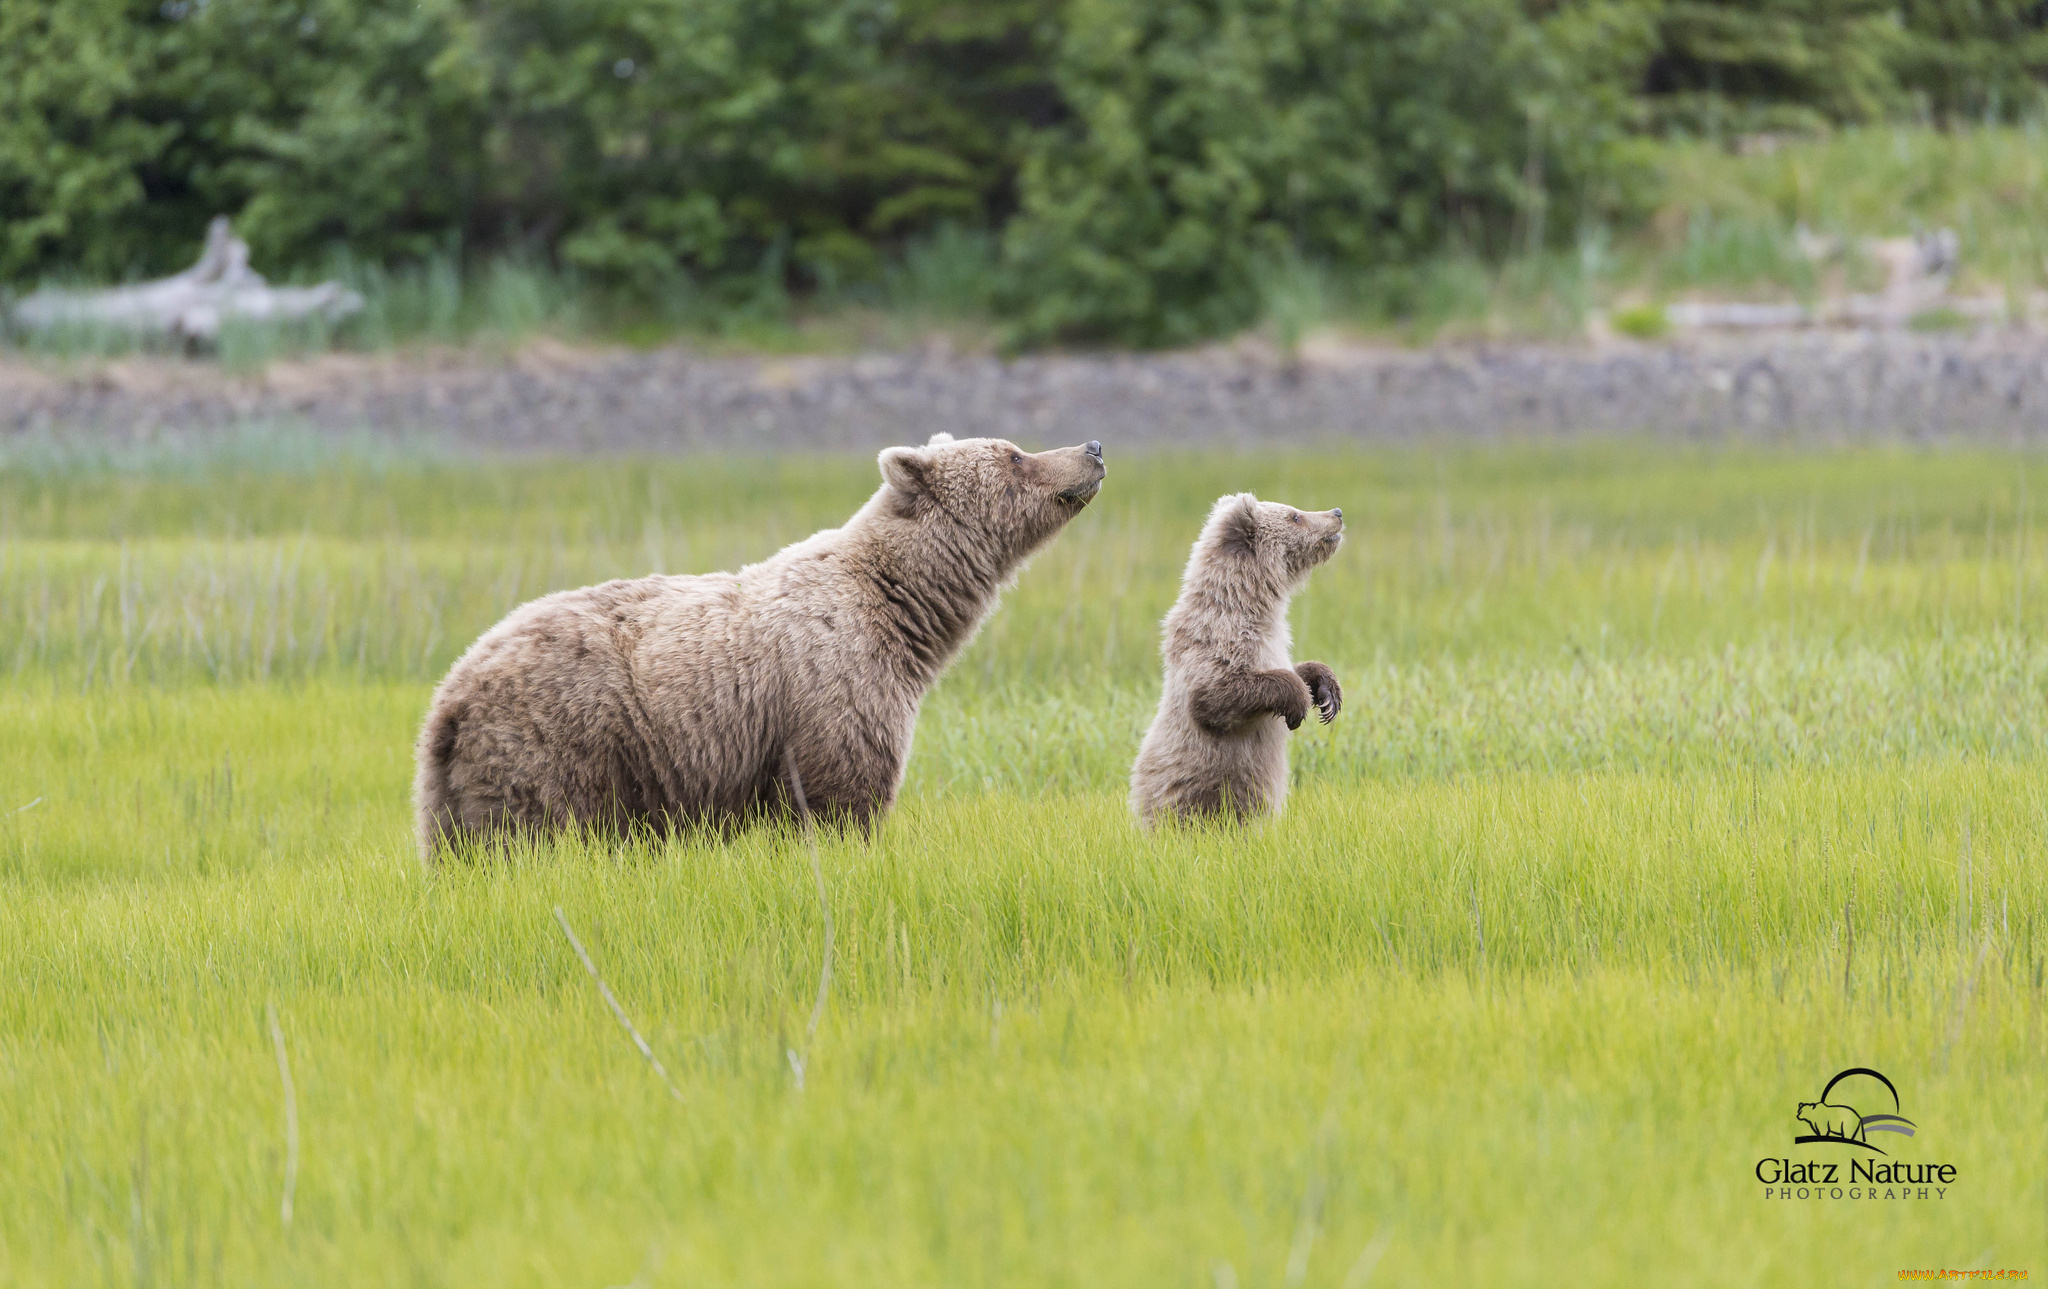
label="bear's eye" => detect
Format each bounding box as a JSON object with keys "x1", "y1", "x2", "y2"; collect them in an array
[
  {"x1": 1010, "y1": 452, "x2": 1023, "y2": 465},
  {"x1": 1290, "y1": 511, "x2": 1303, "y2": 524}
]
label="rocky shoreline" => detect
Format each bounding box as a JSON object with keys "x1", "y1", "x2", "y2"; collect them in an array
[{"x1": 6, "y1": 330, "x2": 2048, "y2": 454}]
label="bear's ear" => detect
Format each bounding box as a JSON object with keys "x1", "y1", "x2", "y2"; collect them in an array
[
  {"x1": 1213, "y1": 493, "x2": 1260, "y2": 555},
  {"x1": 925, "y1": 432, "x2": 955, "y2": 446},
  {"x1": 879, "y1": 445, "x2": 933, "y2": 496}
]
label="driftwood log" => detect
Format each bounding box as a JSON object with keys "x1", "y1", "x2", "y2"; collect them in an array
[
  {"x1": 1664, "y1": 227, "x2": 2005, "y2": 331},
  {"x1": 11, "y1": 217, "x2": 362, "y2": 342}
]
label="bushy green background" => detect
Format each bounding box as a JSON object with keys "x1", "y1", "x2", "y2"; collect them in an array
[{"x1": 2, "y1": 0, "x2": 2043, "y2": 344}]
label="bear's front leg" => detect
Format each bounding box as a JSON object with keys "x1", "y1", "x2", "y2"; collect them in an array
[
  {"x1": 1293, "y1": 661, "x2": 1342, "y2": 724},
  {"x1": 1190, "y1": 669, "x2": 1314, "y2": 732},
  {"x1": 777, "y1": 724, "x2": 907, "y2": 831}
]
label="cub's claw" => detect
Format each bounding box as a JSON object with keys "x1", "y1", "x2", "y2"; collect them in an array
[{"x1": 1294, "y1": 661, "x2": 1342, "y2": 724}]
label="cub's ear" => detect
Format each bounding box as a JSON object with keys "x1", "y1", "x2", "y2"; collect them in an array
[
  {"x1": 1211, "y1": 492, "x2": 1260, "y2": 555},
  {"x1": 925, "y1": 432, "x2": 955, "y2": 446},
  {"x1": 879, "y1": 445, "x2": 933, "y2": 495}
]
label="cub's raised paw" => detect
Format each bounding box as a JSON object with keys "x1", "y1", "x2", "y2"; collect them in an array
[{"x1": 1294, "y1": 660, "x2": 1342, "y2": 724}]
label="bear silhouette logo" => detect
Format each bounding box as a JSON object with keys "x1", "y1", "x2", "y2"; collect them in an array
[
  {"x1": 1794, "y1": 1068, "x2": 1916, "y2": 1154},
  {"x1": 1796, "y1": 1101, "x2": 1865, "y2": 1143}
]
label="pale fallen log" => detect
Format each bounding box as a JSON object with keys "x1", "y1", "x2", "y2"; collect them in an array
[
  {"x1": 11, "y1": 217, "x2": 362, "y2": 342},
  {"x1": 1665, "y1": 301, "x2": 1813, "y2": 329},
  {"x1": 1831, "y1": 292, "x2": 2007, "y2": 328},
  {"x1": 1666, "y1": 228, "x2": 1981, "y2": 332}
]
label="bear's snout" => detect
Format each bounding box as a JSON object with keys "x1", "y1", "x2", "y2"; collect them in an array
[{"x1": 1050, "y1": 441, "x2": 1107, "y2": 504}]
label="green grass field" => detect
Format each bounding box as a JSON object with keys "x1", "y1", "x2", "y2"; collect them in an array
[{"x1": 2, "y1": 440, "x2": 2043, "y2": 1286}]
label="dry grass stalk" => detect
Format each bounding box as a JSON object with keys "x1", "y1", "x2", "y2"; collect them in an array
[
  {"x1": 552, "y1": 906, "x2": 685, "y2": 1103},
  {"x1": 265, "y1": 1002, "x2": 299, "y2": 1227},
  {"x1": 782, "y1": 749, "x2": 836, "y2": 1090}
]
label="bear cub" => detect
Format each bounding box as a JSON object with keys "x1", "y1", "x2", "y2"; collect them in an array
[{"x1": 1129, "y1": 493, "x2": 1344, "y2": 825}]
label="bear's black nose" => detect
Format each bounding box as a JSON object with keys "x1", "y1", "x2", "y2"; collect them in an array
[
  {"x1": 1084, "y1": 440, "x2": 1102, "y2": 459},
  {"x1": 1330, "y1": 507, "x2": 1342, "y2": 520}
]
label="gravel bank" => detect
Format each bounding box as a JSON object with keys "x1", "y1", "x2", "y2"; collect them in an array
[{"x1": 6, "y1": 331, "x2": 2048, "y2": 453}]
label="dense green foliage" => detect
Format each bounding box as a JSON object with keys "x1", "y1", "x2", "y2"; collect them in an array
[
  {"x1": 0, "y1": 0, "x2": 1063, "y2": 290},
  {"x1": 1645, "y1": 0, "x2": 2048, "y2": 132},
  {"x1": 3, "y1": 0, "x2": 2047, "y2": 343},
  {"x1": 995, "y1": 0, "x2": 1645, "y2": 344},
  {"x1": 3, "y1": 443, "x2": 2043, "y2": 1282}
]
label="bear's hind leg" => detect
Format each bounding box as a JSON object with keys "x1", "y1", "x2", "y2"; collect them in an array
[{"x1": 414, "y1": 699, "x2": 466, "y2": 861}]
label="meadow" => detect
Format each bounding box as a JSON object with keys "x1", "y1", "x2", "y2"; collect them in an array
[{"x1": 1, "y1": 438, "x2": 2043, "y2": 1285}]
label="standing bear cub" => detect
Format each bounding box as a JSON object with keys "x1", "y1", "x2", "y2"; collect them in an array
[
  {"x1": 415, "y1": 434, "x2": 1105, "y2": 856},
  {"x1": 1130, "y1": 493, "x2": 1343, "y2": 825}
]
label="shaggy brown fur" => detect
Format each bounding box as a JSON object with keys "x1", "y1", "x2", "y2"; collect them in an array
[
  {"x1": 414, "y1": 434, "x2": 1106, "y2": 856},
  {"x1": 1129, "y1": 493, "x2": 1343, "y2": 825}
]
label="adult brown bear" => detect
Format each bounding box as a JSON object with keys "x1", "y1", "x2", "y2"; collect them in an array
[{"x1": 414, "y1": 434, "x2": 1105, "y2": 856}]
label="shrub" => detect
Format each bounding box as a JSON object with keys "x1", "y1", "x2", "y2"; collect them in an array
[
  {"x1": 1637, "y1": 0, "x2": 2048, "y2": 134},
  {"x1": 0, "y1": 0, "x2": 1060, "y2": 292},
  {"x1": 995, "y1": 0, "x2": 1651, "y2": 346},
  {"x1": 1609, "y1": 302, "x2": 1669, "y2": 338},
  {"x1": 1893, "y1": 0, "x2": 2048, "y2": 122}
]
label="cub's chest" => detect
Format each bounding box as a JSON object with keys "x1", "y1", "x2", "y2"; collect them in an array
[
  {"x1": 1252, "y1": 618, "x2": 1292, "y2": 670},
  {"x1": 1166, "y1": 617, "x2": 1291, "y2": 669}
]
